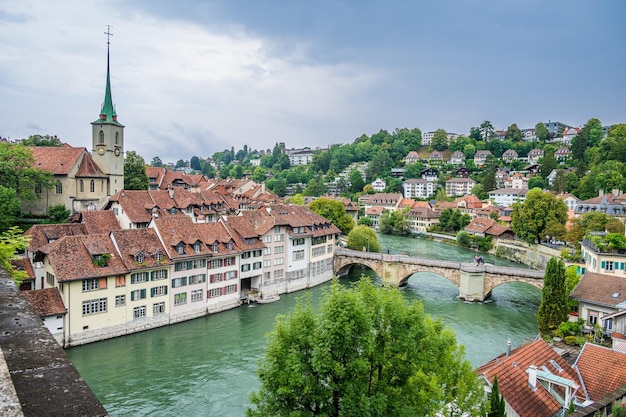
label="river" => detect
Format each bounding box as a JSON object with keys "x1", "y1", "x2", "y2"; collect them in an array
[{"x1": 66, "y1": 234, "x2": 541, "y2": 417}]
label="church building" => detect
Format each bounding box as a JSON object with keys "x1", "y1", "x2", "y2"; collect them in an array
[{"x1": 21, "y1": 35, "x2": 125, "y2": 216}]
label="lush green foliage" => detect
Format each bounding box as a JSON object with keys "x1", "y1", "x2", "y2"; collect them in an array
[
  {"x1": 124, "y1": 151, "x2": 149, "y2": 190},
  {"x1": 309, "y1": 198, "x2": 354, "y2": 235},
  {"x1": 378, "y1": 209, "x2": 409, "y2": 236},
  {"x1": 247, "y1": 279, "x2": 484, "y2": 417},
  {"x1": 347, "y1": 225, "x2": 381, "y2": 252},
  {"x1": 433, "y1": 208, "x2": 470, "y2": 234},
  {"x1": 19, "y1": 134, "x2": 64, "y2": 147},
  {"x1": 511, "y1": 189, "x2": 568, "y2": 244},
  {"x1": 487, "y1": 375, "x2": 506, "y2": 417},
  {"x1": 0, "y1": 227, "x2": 30, "y2": 285},
  {"x1": 537, "y1": 258, "x2": 568, "y2": 336},
  {"x1": 47, "y1": 204, "x2": 71, "y2": 223}
]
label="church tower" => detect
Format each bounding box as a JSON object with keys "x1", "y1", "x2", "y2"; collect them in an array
[{"x1": 91, "y1": 26, "x2": 124, "y2": 196}]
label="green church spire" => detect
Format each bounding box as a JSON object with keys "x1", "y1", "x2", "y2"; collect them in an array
[{"x1": 94, "y1": 25, "x2": 123, "y2": 126}]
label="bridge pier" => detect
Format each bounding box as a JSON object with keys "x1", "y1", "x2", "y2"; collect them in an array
[{"x1": 459, "y1": 270, "x2": 487, "y2": 302}]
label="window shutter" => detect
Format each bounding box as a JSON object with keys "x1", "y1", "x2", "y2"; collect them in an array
[
  {"x1": 165, "y1": 286, "x2": 168, "y2": 295},
  {"x1": 601, "y1": 261, "x2": 606, "y2": 269},
  {"x1": 221, "y1": 287, "x2": 225, "y2": 296},
  {"x1": 141, "y1": 289, "x2": 146, "y2": 299},
  {"x1": 131, "y1": 292, "x2": 135, "y2": 301},
  {"x1": 234, "y1": 284, "x2": 238, "y2": 292},
  {"x1": 207, "y1": 290, "x2": 211, "y2": 299},
  {"x1": 99, "y1": 278, "x2": 107, "y2": 289},
  {"x1": 182, "y1": 277, "x2": 187, "y2": 286},
  {"x1": 151, "y1": 271, "x2": 155, "y2": 281},
  {"x1": 151, "y1": 287, "x2": 155, "y2": 297}
]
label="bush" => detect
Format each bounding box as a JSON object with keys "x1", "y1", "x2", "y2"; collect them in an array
[
  {"x1": 563, "y1": 335, "x2": 577, "y2": 345},
  {"x1": 613, "y1": 401, "x2": 626, "y2": 417}
]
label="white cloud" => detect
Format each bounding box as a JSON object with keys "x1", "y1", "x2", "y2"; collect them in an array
[{"x1": 0, "y1": 0, "x2": 383, "y2": 162}]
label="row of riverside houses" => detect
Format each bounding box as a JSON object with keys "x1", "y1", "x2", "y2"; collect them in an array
[{"x1": 21, "y1": 203, "x2": 340, "y2": 347}]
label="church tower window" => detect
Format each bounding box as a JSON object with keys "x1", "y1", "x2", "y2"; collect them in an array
[
  {"x1": 99, "y1": 131, "x2": 104, "y2": 144},
  {"x1": 90, "y1": 180, "x2": 95, "y2": 193},
  {"x1": 80, "y1": 180, "x2": 84, "y2": 192},
  {"x1": 55, "y1": 181, "x2": 63, "y2": 194},
  {"x1": 115, "y1": 132, "x2": 119, "y2": 144}
]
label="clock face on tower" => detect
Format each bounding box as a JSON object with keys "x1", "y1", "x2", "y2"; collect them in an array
[
  {"x1": 114, "y1": 148, "x2": 121, "y2": 157},
  {"x1": 97, "y1": 146, "x2": 105, "y2": 155}
]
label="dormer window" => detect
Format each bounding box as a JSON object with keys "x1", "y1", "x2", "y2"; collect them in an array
[
  {"x1": 193, "y1": 241, "x2": 202, "y2": 253},
  {"x1": 227, "y1": 241, "x2": 233, "y2": 251},
  {"x1": 176, "y1": 243, "x2": 185, "y2": 255},
  {"x1": 212, "y1": 242, "x2": 219, "y2": 252},
  {"x1": 170, "y1": 208, "x2": 177, "y2": 215},
  {"x1": 134, "y1": 251, "x2": 145, "y2": 264},
  {"x1": 155, "y1": 250, "x2": 163, "y2": 262}
]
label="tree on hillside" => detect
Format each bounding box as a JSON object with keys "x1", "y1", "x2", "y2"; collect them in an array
[
  {"x1": 379, "y1": 208, "x2": 409, "y2": 236},
  {"x1": 432, "y1": 128, "x2": 448, "y2": 151},
  {"x1": 505, "y1": 123, "x2": 523, "y2": 142},
  {"x1": 488, "y1": 375, "x2": 506, "y2": 417},
  {"x1": 190, "y1": 156, "x2": 202, "y2": 171},
  {"x1": 309, "y1": 198, "x2": 354, "y2": 235},
  {"x1": 150, "y1": 156, "x2": 164, "y2": 167},
  {"x1": 540, "y1": 151, "x2": 557, "y2": 179},
  {"x1": 347, "y1": 225, "x2": 380, "y2": 252},
  {"x1": 481, "y1": 155, "x2": 498, "y2": 192},
  {"x1": 595, "y1": 123, "x2": 626, "y2": 165},
  {"x1": 552, "y1": 169, "x2": 567, "y2": 193},
  {"x1": 348, "y1": 169, "x2": 365, "y2": 194},
  {"x1": 535, "y1": 122, "x2": 549, "y2": 142},
  {"x1": 246, "y1": 279, "x2": 484, "y2": 417},
  {"x1": 303, "y1": 177, "x2": 327, "y2": 197},
  {"x1": 480, "y1": 120, "x2": 495, "y2": 141},
  {"x1": 20, "y1": 134, "x2": 64, "y2": 147},
  {"x1": 511, "y1": 188, "x2": 568, "y2": 244},
  {"x1": 537, "y1": 257, "x2": 568, "y2": 336},
  {"x1": 124, "y1": 151, "x2": 149, "y2": 190}
]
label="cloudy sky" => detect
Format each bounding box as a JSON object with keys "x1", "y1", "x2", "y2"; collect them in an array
[{"x1": 1, "y1": 1, "x2": 624, "y2": 164}]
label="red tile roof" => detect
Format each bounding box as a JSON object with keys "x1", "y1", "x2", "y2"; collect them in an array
[
  {"x1": 23, "y1": 288, "x2": 66, "y2": 317},
  {"x1": 25, "y1": 223, "x2": 88, "y2": 253},
  {"x1": 80, "y1": 210, "x2": 121, "y2": 234},
  {"x1": 76, "y1": 152, "x2": 107, "y2": 177},
  {"x1": 570, "y1": 272, "x2": 626, "y2": 307},
  {"x1": 574, "y1": 343, "x2": 626, "y2": 401},
  {"x1": 30, "y1": 145, "x2": 85, "y2": 175},
  {"x1": 110, "y1": 228, "x2": 172, "y2": 270}
]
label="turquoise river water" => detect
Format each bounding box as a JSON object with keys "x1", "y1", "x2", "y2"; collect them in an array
[{"x1": 66, "y1": 234, "x2": 541, "y2": 416}]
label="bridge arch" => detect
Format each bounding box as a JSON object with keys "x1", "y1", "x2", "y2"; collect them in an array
[
  {"x1": 484, "y1": 275, "x2": 543, "y2": 298},
  {"x1": 334, "y1": 260, "x2": 383, "y2": 280}
]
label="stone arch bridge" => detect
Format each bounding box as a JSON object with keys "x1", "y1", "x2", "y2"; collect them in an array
[{"x1": 334, "y1": 248, "x2": 545, "y2": 301}]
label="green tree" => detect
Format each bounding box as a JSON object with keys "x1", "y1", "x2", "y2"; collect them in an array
[
  {"x1": 0, "y1": 227, "x2": 30, "y2": 285},
  {"x1": 456, "y1": 230, "x2": 470, "y2": 247},
  {"x1": 190, "y1": 156, "x2": 202, "y2": 171},
  {"x1": 309, "y1": 198, "x2": 354, "y2": 235},
  {"x1": 347, "y1": 225, "x2": 380, "y2": 252},
  {"x1": 511, "y1": 189, "x2": 568, "y2": 244},
  {"x1": 303, "y1": 177, "x2": 327, "y2": 197},
  {"x1": 487, "y1": 375, "x2": 506, "y2": 417},
  {"x1": 528, "y1": 176, "x2": 546, "y2": 190},
  {"x1": 535, "y1": 122, "x2": 549, "y2": 142},
  {"x1": 124, "y1": 151, "x2": 149, "y2": 190},
  {"x1": 481, "y1": 155, "x2": 498, "y2": 192},
  {"x1": 348, "y1": 169, "x2": 366, "y2": 193},
  {"x1": 358, "y1": 216, "x2": 373, "y2": 226},
  {"x1": 252, "y1": 167, "x2": 266, "y2": 183},
  {"x1": 0, "y1": 143, "x2": 55, "y2": 203},
  {"x1": 472, "y1": 184, "x2": 488, "y2": 200},
  {"x1": 150, "y1": 156, "x2": 164, "y2": 167},
  {"x1": 20, "y1": 134, "x2": 64, "y2": 147},
  {"x1": 0, "y1": 186, "x2": 20, "y2": 232},
  {"x1": 480, "y1": 120, "x2": 495, "y2": 141},
  {"x1": 47, "y1": 204, "x2": 70, "y2": 223},
  {"x1": 505, "y1": 123, "x2": 523, "y2": 142},
  {"x1": 469, "y1": 127, "x2": 482, "y2": 141},
  {"x1": 540, "y1": 151, "x2": 557, "y2": 179},
  {"x1": 565, "y1": 266, "x2": 580, "y2": 310},
  {"x1": 247, "y1": 279, "x2": 484, "y2": 417},
  {"x1": 431, "y1": 128, "x2": 448, "y2": 151},
  {"x1": 552, "y1": 169, "x2": 567, "y2": 193},
  {"x1": 537, "y1": 258, "x2": 568, "y2": 335}
]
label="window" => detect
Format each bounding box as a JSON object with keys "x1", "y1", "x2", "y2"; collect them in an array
[
  {"x1": 46, "y1": 272, "x2": 55, "y2": 287},
  {"x1": 55, "y1": 181, "x2": 63, "y2": 194},
  {"x1": 606, "y1": 261, "x2": 614, "y2": 271},
  {"x1": 274, "y1": 246, "x2": 284, "y2": 254},
  {"x1": 155, "y1": 250, "x2": 163, "y2": 262},
  {"x1": 151, "y1": 286, "x2": 167, "y2": 297},
  {"x1": 263, "y1": 235, "x2": 271, "y2": 243},
  {"x1": 82, "y1": 278, "x2": 99, "y2": 292},
  {"x1": 227, "y1": 241, "x2": 233, "y2": 250},
  {"x1": 99, "y1": 130, "x2": 104, "y2": 144},
  {"x1": 253, "y1": 261, "x2": 262, "y2": 270},
  {"x1": 241, "y1": 264, "x2": 250, "y2": 272},
  {"x1": 176, "y1": 243, "x2": 185, "y2": 255},
  {"x1": 274, "y1": 269, "x2": 284, "y2": 278},
  {"x1": 293, "y1": 238, "x2": 305, "y2": 246},
  {"x1": 224, "y1": 271, "x2": 237, "y2": 280},
  {"x1": 264, "y1": 259, "x2": 271, "y2": 267},
  {"x1": 131, "y1": 272, "x2": 149, "y2": 284},
  {"x1": 134, "y1": 252, "x2": 145, "y2": 264},
  {"x1": 131, "y1": 289, "x2": 147, "y2": 301},
  {"x1": 327, "y1": 244, "x2": 333, "y2": 253},
  {"x1": 241, "y1": 252, "x2": 251, "y2": 259},
  {"x1": 210, "y1": 259, "x2": 222, "y2": 269},
  {"x1": 212, "y1": 242, "x2": 219, "y2": 252},
  {"x1": 189, "y1": 274, "x2": 206, "y2": 285},
  {"x1": 274, "y1": 234, "x2": 284, "y2": 242},
  {"x1": 80, "y1": 180, "x2": 84, "y2": 192},
  {"x1": 263, "y1": 247, "x2": 271, "y2": 255},
  {"x1": 589, "y1": 311, "x2": 598, "y2": 326},
  {"x1": 274, "y1": 257, "x2": 284, "y2": 266},
  {"x1": 151, "y1": 269, "x2": 168, "y2": 281},
  {"x1": 115, "y1": 276, "x2": 125, "y2": 287},
  {"x1": 293, "y1": 250, "x2": 305, "y2": 261},
  {"x1": 254, "y1": 250, "x2": 262, "y2": 257},
  {"x1": 274, "y1": 226, "x2": 281, "y2": 233},
  {"x1": 224, "y1": 257, "x2": 233, "y2": 266},
  {"x1": 170, "y1": 208, "x2": 177, "y2": 215},
  {"x1": 174, "y1": 292, "x2": 187, "y2": 305},
  {"x1": 194, "y1": 241, "x2": 202, "y2": 253},
  {"x1": 153, "y1": 302, "x2": 165, "y2": 314},
  {"x1": 225, "y1": 284, "x2": 237, "y2": 294},
  {"x1": 82, "y1": 298, "x2": 107, "y2": 315},
  {"x1": 210, "y1": 273, "x2": 221, "y2": 283},
  {"x1": 115, "y1": 132, "x2": 119, "y2": 144},
  {"x1": 171, "y1": 277, "x2": 187, "y2": 288},
  {"x1": 133, "y1": 306, "x2": 147, "y2": 319},
  {"x1": 115, "y1": 295, "x2": 126, "y2": 306},
  {"x1": 191, "y1": 289, "x2": 203, "y2": 302},
  {"x1": 263, "y1": 272, "x2": 271, "y2": 280},
  {"x1": 208, "y1": 288, "x2": 221, "y2": 298},
  {"x1": 90, "y1": 180, "x2": 95, "y2": 193}
]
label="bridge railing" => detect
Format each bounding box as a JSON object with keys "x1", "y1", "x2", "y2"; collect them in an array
[{"x1": 334, "y1": 248, "x2": 545, "y2": 280}]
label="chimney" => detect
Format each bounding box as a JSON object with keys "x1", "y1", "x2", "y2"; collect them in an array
[
  {"x1": 528, "y1": 365, "x2": 537, "y2": 390},
  {"x1": 599, "y1": 189, "x2": 604, "y2": 197},
  {"x1": 612, "y1": 188, "x2": 620, "y2": 196},
  {"x1": 506, "y1": 339, "x2": 511, "y2": 357}
]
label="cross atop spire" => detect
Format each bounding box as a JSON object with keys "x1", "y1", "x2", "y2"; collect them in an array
[{"x1": 93, "y1": 25, "x2": 123, "y2": 126}]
